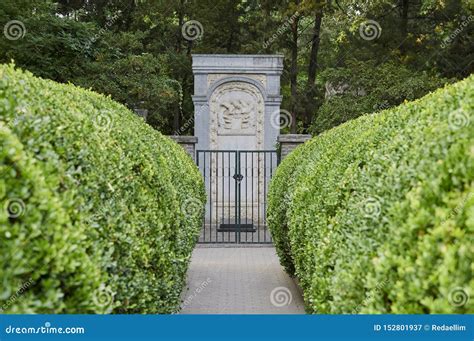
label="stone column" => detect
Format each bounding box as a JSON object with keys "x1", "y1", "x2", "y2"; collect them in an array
[
  {"x1": 277, "y1": 134, "x2": 312, "y2": 160},
  {"x1": 167, "y1": 136, "x2": 198, "y2": 161}
]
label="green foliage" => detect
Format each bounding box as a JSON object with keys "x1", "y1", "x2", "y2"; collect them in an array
[
  {"x1": 1, "y1": 0, "x2": 472, "y2": 134},
  {"x1": 0, "y1": 2, "x2": 183, "y2": 133},
  {"x1": 267, "y1": 137, "x2": 318, "y2": 275},
  {"x1": 0, "y1": 124, "x2": 103, "y2": 313},
  {"x1": 0, "y1": 10, "x2": 98, "y2": 82},
  {"x1": 311, "y1": 61, "x2": 449, "y2": 135},
  {"x1": 268, "y1": 75, "x2": 473, "y2": 313},
  {"x1": 0, "y1": 64, "x2": 205, "y2": 313},
  {"x1": 74, "y1": 52, "x2": 180, "y2": 131}
]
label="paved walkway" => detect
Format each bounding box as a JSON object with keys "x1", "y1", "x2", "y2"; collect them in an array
[{"x1": 180, "y1": 246, "x2": 305, "y2": 314}]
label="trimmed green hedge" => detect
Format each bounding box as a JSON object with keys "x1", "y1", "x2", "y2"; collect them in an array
[
  {"x1": 268, "y1": 75, "x2": 473, "y2": 313},
  {"x1": 0, "y1": 64, "x2": 205, "y2": 313}
]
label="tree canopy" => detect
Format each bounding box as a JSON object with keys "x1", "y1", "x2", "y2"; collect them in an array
[{"x1": 1, "y1": 0, "x2": 472, "y2": 134}]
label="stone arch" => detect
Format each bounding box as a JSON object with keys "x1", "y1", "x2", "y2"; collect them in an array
[{"x1": 206, "y1": 76, "x2": 268, "y2": 102}]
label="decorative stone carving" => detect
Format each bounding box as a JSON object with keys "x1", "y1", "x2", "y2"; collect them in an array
[
  {"x1": 210, "y1": 82, "x2": 264, "y2": 139},
  {"x1": 219, "y1": 100, "x2": 254, "y2": 131},
  {"x1": 209, "y1": 81, "x2": 264, "y2": 149}
]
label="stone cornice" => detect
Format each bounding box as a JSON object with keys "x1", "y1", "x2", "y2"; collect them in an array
[{"x1": 192, "y1": 54, "x2": 284, "y2": 74}]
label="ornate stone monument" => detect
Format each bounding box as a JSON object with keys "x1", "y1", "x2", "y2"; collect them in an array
[
  {"x1": 192, "y1": 54, "x2": 283, "y2": 151},
  {"x1": 192, "y1": 55, "x2": 283, "y2": 242}
]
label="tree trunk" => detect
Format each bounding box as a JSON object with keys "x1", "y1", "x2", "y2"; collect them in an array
[
  {"x1": 290, "y1": 14, "x2": 300, "y2": 134},
  {"x1": 307, "y1": 8, "x2": 323, "y2": 90},
  {"x1": 304, "y1": 7, "x2": 323, "y2": 128},
  {"x1": 122, "y1": 0, "x2": 136, "y2": 31},
  {"x1": 226, "y1": 4, "x2": 236, "y2": 52},
  {"x1": 400, "y1": 0, "x2": 409, "y2": 55},
  {"x1": 176, "y1": 0, "x2": 185, "y2": 53},
  {"x1": 227, "y1": 30, "x2": 235, "y2": 52}
]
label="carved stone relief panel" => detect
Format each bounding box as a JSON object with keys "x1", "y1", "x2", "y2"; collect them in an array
[{"x1": 209, "y1": 81, "x2": 264, "y2": 149}]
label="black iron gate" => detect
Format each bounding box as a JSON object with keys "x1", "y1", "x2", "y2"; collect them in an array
[{"x1": 196, "y1": 150, "x2": 279, "y2": 244}]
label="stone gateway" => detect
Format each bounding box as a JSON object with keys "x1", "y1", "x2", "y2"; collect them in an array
[{"x1": 192, "y1": 55, "x2": 283, "y2": 244}]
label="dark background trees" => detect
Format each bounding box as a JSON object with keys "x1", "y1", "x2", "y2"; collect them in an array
[{"x1": 1, "y1": 0, "x2": 472, "y2": 134}]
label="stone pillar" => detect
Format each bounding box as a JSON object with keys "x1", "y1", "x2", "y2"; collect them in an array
[
  {"x1": 167, "y1": 136, "x2": 198, "y2": 161},
  {"x1": 278, "y1": 134, "x2": 312, "y2": 160}
]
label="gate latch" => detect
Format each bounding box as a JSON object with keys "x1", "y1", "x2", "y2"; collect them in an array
[{"x1": 233, "y1": 173, "x2": 244, "y2": 183}]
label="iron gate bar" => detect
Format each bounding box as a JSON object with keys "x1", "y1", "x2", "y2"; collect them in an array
[
  {"x1": 263, "y1": 151, "x2": 266, "y2": 242},
  {"x1": 202, "y1": 151, "x2": 205, "y2": 242},
  {"x1": 251, "y1": 152, "x2": 254, "y2": 242},
  {"x1": 236, "y1": 152, "x2": 240, "y2": 243},
  {"x1": 196, "y1": 150, "x2": 278, "y2": 244},
  {"x1": 227, "y1": 152, "x2": 231, "y2": 242}
]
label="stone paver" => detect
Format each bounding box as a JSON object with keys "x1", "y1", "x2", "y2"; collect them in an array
[{"x1": 180, "y1": 246, "x2": 305, "y2": 314}]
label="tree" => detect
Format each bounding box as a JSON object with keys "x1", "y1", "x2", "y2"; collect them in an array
[
  {"x1": 303, "y1": 1, "x2": 326, "y2": 129},
  {"x1": 0, "y1": 0, "x2": 471, "y2": 135}
]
